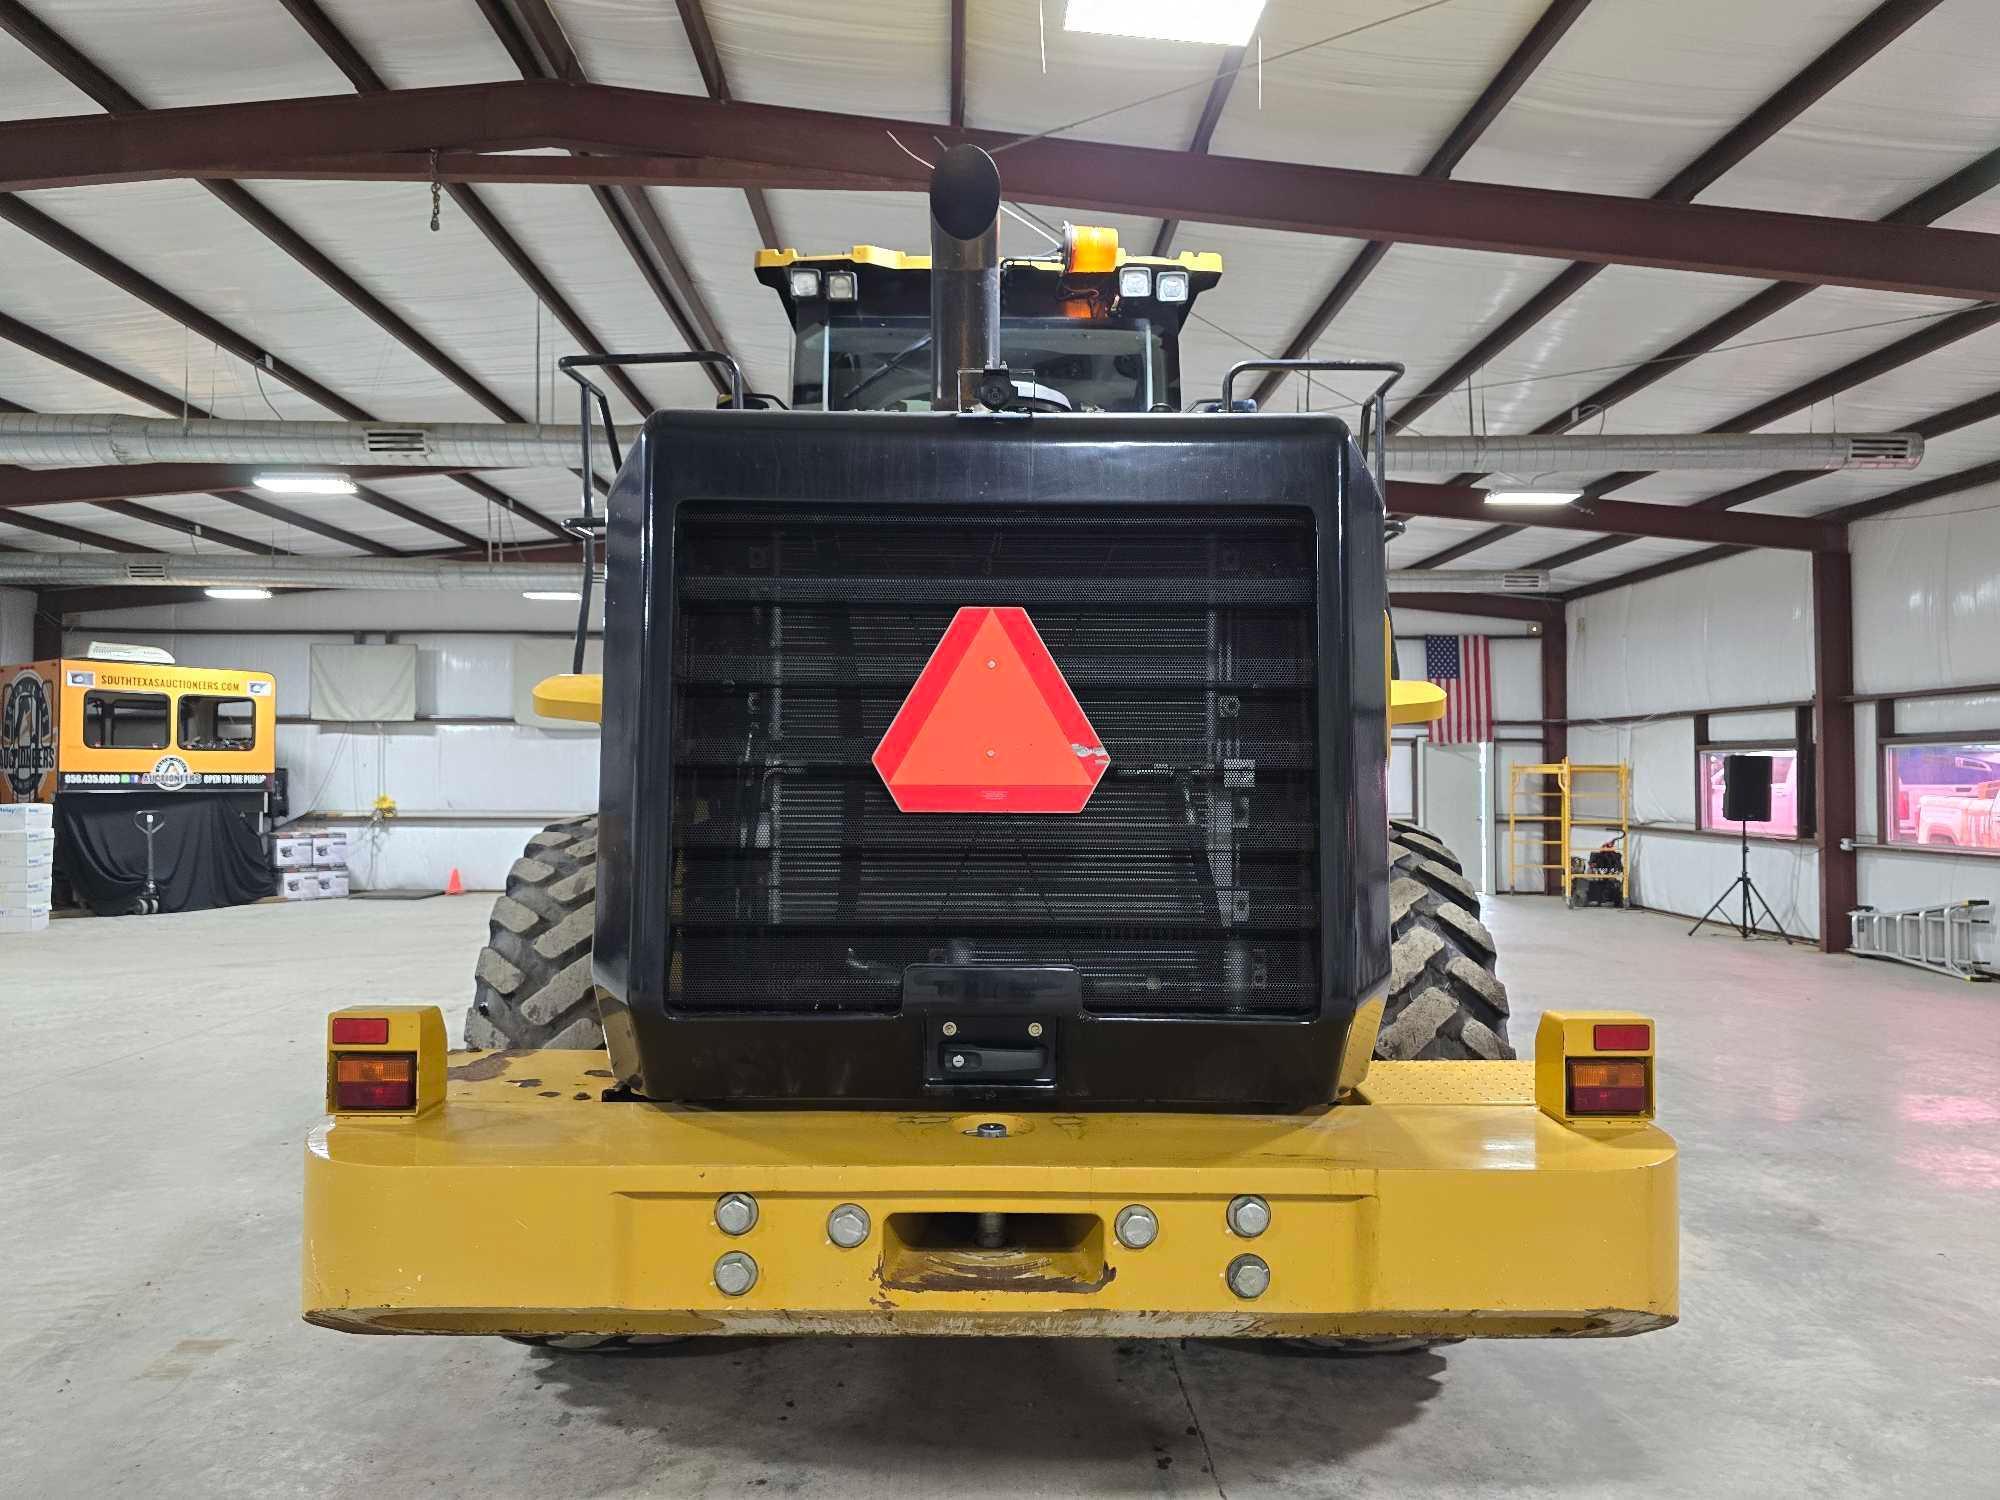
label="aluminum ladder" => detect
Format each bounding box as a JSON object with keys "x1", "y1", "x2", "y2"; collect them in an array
[{"x1": 1848, "y1": 900, "x2": 1997, "y2": 982}]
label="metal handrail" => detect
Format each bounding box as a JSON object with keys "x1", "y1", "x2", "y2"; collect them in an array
[
  {"x1": 555, "y1": 351, "x2": 748, "y2": 672},
  {"x1": 1220, "y1": 359, "x2": 1405, "y2": 494}
]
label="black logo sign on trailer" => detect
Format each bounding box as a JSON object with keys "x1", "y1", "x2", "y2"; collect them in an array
[{"x1": 2, "y1": 670, "x2": 56, "y2": 800}]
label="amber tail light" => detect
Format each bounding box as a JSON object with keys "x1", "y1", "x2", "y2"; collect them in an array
[
  {"x1": 1568, "y1": 1058, "x2": 1649, "y2": 1116},
  {"x1": 334, "y1": 1053, "x2": 417, "y2": 1111}
]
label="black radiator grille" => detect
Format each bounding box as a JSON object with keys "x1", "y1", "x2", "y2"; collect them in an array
[{"x1": 668, "y1": 506, "x2": 1320, "y2": 1017}]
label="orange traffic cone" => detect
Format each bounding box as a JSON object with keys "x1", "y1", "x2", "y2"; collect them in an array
[{"x1": 445, "y1": 867, "x2": 464, "y2": 896}]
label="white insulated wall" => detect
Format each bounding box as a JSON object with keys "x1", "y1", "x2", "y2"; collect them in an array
[
  {"x1": 1568, "y1": 551, "x2": 1822, "y2": 935},
  {"x1": 66, "y1": 589, "x2": 603, "y2": 891},
  {"x1": 1567, "y1": 548, "x2": 1820, "y2": 936},
  {"x1": 1567, "y1": 481, "x2": 2000, "y2": 955},
  {"x1": 1850, "y1": 485, "x2": 2000, "y2": 948}
]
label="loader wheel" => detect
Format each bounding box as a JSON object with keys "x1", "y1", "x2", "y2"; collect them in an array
[
  {"x1": 1390, "y1": 818, "x2": 1462, "y2": 875},
  {"x1": 1376, "y1": 826, "x2": 1514, "y2": 1061},
  {"x1": 465, "y1": 817, "x2": 609, "y2": 1050}
]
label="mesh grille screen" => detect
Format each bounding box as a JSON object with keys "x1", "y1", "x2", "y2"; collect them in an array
[{"x1": 668, "y1": 506, "x2": 1319, "y2": 1016}]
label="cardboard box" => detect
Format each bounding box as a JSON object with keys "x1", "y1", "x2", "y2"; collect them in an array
[
  {"x1": 314, "y1": 870, "x2": 349, "y2": 899},
  {"x1": 312, "y1": 832, "x2": 350, "y2": 868},
  {"x1": 0, "y1": 869, "x2": 52, "y2": 900},
  {"x1": 0, "y1": 827, "x2": 55, "y2": 866},
  {"x1": 0, "y1": 802, "x2": 54, "y2": 832},
  {"x1": 0, "y1": 902, "x2": 51, "y2": 935},
  {"x1": 279, "y1": 870, "x2": 319, "y2": 901},
  {"x1": 271, "y1": 834, "x2": 315, "y2": 869}
]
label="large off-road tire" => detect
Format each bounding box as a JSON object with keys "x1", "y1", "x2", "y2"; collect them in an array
[
  {"x1": 1390, "y1": 818, "x2": 1463, "y2": 874},
  {"x1": 1376, "y1": 822, "x2": 1513, "y2": 1061},
  {"x1": 465, "y1": 816, "x2": 609, "y2": 1050}
]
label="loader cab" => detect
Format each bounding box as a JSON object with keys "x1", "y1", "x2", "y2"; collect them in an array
[{"x1": 755, "y1": 241, "x2": 1222, "y2": 413}]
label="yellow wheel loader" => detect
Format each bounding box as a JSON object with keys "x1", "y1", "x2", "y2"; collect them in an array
[{"x1": 304, "y1": 148, "x2": 1675, "y2": 1347}]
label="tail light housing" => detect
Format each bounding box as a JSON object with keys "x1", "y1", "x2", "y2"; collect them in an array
[
  {"x1": 325, "y1": 1006, "x2": 446, "y2": 1116},
  {"x1": 1536, "y1": 1011, "x2": 1656, "y2": 1124}
]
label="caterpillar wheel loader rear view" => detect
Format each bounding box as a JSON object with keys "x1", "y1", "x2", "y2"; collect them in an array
[{"x1": 304, "y1": 148, "x2": 1676, "y2": 1347}]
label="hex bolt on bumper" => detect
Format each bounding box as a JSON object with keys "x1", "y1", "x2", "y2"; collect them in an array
[
  {"x1": 714, "y1": 1252, "x2": 759, "y2": 1297},
  {"x1": 714, "y1": 1193, "x2": 759, "y2": 1236}
]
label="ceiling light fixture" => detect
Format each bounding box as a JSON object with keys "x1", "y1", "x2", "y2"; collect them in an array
[
  {"x1": 1483, "y1": 489, "x2": 1582, "y2": 508},
  {"x1": 522, "y1": 590, "x2": 583, "y2": 602},
  {"x1": 252, "y1": 473, "x2": 357, "y2": 497},
  {"x1": 203, "y1": 587, "x2": 273, "y2": 601},
  {"x1": 1064, "y1": 0, "x2": 1265, "y2": 47}
]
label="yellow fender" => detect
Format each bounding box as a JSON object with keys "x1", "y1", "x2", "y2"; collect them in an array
[
  {"x1": 1386, "y1": 615, "x2": 1446, "y2": 727},
  {"x1": 1390, "y1": 677, "x2": 1446, "y2": 726},
  {"x1": 532, "y1": 673, "x2": 603, "y2": 725}
]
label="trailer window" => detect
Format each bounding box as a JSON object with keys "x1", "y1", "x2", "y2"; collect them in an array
[
  {"x1": 81, "y1": 691, "x2": 170, "y2": 749},
  {"x1": 178, "y1": 694, "x2": 257, "y2": 751},
  {"x1": 1884, "y1": 739, "x2": 2000, "y2": 851}
]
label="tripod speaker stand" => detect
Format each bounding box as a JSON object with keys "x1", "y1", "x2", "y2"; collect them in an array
[{"x1": 1689, "y1": 754, "x2": 1796, "y2": 944}]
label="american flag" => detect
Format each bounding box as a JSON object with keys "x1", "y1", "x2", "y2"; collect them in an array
[{"x1": 1424, "y1": 635, "x2": 1493, "y2": 744}]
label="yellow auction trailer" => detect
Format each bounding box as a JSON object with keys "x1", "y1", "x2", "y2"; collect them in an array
[
  {"x1": 3, "y1": 656, "x2": 278, "y2": 913},
  {"x1": 1, "y1": 657, "x2": 276, "y2": 800}
]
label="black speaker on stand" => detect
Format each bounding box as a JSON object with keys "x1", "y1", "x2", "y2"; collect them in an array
[{"x1": 1690, "y1": 754, "x2": 1795, "y2": 943}]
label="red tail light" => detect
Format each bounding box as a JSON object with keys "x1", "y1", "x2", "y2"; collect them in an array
[
  {"x1": 1592, "y1": 1023, "x2": 1651, "y2": 1052},
  {"x1": 331, "y1": 1016, "x2": 390, "y2": 1045},
  {"x1": 1568, "y1": 1059, "x2": 1649, "y2": 1115},
  {"x1": 334, "y1": 1053, "x2": 417, "y2": 1110}
]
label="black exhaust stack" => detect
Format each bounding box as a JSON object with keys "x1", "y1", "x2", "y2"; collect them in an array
[{"x1": 928, "y1": 145, "x2": 1003, "y2": 411}]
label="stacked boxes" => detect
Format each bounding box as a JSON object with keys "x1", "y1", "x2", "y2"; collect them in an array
[
  {"x1": 274, "y1": 828, "x2": 349, "y2": 899},
  {"x1": 273, "y1": 830, "x2": 316, "y2": 901},
  {"x1": 272, "y1": 833, "x2": 314, "y2": 871},
  {"x1": 313, "y1": 831, "x2": 350, "y2": 900},
  {"x1": 1, "y1": 803, "x2": 55, "y2": 934}
]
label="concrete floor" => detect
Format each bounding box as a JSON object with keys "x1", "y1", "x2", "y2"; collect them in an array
[{"x1": 3, "y1": 893, "x2": 1996, "y2": 1498}]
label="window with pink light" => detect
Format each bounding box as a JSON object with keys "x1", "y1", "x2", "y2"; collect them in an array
[
  {"x1": 1696, "y1": 748, "x2": 1801, "y2": 839},
  {"x1": 1883, "y1": 740, "x2": 2000, "y2": 852}
]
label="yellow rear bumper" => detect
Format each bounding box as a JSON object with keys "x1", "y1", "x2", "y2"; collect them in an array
[{"x1": 304, "y1": 1049, "x2": 1675, "y2": 1340}]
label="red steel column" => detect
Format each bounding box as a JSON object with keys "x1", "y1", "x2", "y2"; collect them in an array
[
  {"x1": 1541, "y1": 613, "x2": 1569, "y2": 895},
  {"x1": 1814, "y1": 549, "x2": 1858, "y2": 951}
]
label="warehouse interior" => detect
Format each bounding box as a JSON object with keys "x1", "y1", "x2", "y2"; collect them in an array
[{"x1": 2, "y1": 1, "x2": 1997, "y2": 1495}]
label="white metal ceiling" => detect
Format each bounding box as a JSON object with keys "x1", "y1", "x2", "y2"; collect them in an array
[{"x1": 1, "y1": 0, "x2": 1997, "y2": 589}]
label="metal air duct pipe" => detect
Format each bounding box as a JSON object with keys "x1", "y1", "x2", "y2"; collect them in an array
[
  {"x1": 0, "y1": 412, "x2": 617, "y2": 470},
  {"x1": 0, "y1": 553, "x2": 1557, "y2": 595},
  {"x1": 1387, "y1": 569, "x2": 1552, "y2": 593},
  {"x1": 0, "y1": 553, "x2": 594, "y2": 590},
  {"x1": 0, "y1": 415, "x2": 1923, "y2": 474},
  {"x1": 1384, "y1": 430, "x2": 1921, "y2": 474}
]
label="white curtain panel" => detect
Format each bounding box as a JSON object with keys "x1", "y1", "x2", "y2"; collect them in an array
[{"x1": 309, "y1": 643, "x2": 418, "y2": 722}]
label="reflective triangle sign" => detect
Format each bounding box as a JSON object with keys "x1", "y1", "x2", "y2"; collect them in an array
[{"x1": 873, "y1": 606, "x2": 1109, "y2": 814}]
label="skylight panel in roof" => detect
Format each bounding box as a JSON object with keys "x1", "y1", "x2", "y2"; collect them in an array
[{"x1": 1064, "y1": 0, "x2": 1266, "y2": 48}]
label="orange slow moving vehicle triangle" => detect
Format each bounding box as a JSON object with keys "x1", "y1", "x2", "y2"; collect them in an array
[{"x1": 872, "y1": 607, "x2": 1109, "y2": 813}]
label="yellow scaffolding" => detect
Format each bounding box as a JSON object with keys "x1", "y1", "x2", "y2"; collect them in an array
[{"x1": 1507, "y1": 760, "x2": 1631, "y2": 904}]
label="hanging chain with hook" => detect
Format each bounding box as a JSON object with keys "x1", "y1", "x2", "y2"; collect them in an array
[{"x1": 428, "y1": 148, "x2": 443, "y2": 233}]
